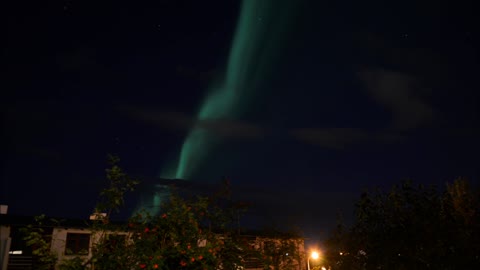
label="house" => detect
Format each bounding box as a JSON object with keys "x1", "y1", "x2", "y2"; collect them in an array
[{"x1": 1, "y1": 208, "x2": 306, "y2": 270}]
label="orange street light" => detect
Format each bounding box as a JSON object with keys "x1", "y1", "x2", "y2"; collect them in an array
[{"x1": 307, "y1": 250, "x2": 320, "y2": 270}]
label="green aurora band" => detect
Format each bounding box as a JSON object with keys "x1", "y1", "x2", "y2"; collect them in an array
[
  {"x1": 175, "y1": 0, "x2": 272, "y2": 180},
  {"x1": 173, "y1": 0, "x2": 297, "y2": 180},
  {"x1": 143, "y1": 0, "x2": 298, "y2": 214}
]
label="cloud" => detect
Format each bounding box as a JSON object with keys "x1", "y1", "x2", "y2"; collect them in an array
[
  {"x1": 290, "y1": 128, "x2": 368, "y2": 148},
  {"x1": 198, "y1": 118, "x2": 265, "y2": 139},
  {"x1": 290, "y1": 127, "x2": 403, "y2": 148},
  {"x1": 122, "y1": 105, "x2": 406, "y2": 148},
  {"x1": 358, "y1": 69, "x2": 434, "y2": 130},
  {"x1": 356, "y1": 31, "x2": 476, "y2": 90},
  {"x1": 120, "y1": 106, "x2": 265, "y2": 139}
]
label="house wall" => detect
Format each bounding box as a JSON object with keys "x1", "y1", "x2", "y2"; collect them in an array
[
  {"x1": 0, "y1": 206, "x2": 11, "y2": 270},
  {"x1": 51, "y1": 228, "x2": 93, "y2": 269},
  {"x1": 49, "y1": 228, "x2": 306, "y2": 270},
  {"x1": 1, "y1": 224, "x2": 11, "y2": 270},
  {"x1": 51, "y1": 228, "x2": 130, "y2": 269},
  {"x1": 265, "y1": 237, "x2": 306, "y2": 270},
  {"x1": 243, "y1": 236, "x2": 306, "y2": 270}
]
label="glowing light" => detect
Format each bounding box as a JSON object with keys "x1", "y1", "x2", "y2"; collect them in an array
[
  {"x1": 166, "y1": 0, "x2": 299, "y2": 181},
  {"x1": 308, "y1": 250, "x2": 321, "y2": 270},
  {"x1": 174, "y1": 0, "x2": 272, "y2": 180},
  {"x1": 150, "y1": 0, "x2": 299, "y2": 214}
]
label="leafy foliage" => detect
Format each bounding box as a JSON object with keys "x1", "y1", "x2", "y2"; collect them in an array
[
  {"x1": 23, "y1": 155, "x2": 304, "y2": 270},
  {"x1": 20, "y1": 215, "x2": 58, "y2": 270},
  {"x1": 89, "y1": 191, "x2": 259, "y2": 270},
  {"x1": 262, "y1": 236, "x2": 304, "y2": 270},
  {"x1": 325, "y1": 178, "x2": 480, "y2": 270},
  {"x1": 95, "y1": 154, "x2": 140, "y2": 215}
]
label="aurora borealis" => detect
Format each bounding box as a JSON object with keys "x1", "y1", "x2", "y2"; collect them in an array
[
  {"x1": 165, "y1": 0, "x2": 296, "y2": 180},
  {"x1": 144, "y1": 0, "x2": 292, "y2": 214},
  {"x1": 172, "y1": 0, "x2": 262, "y2": 180},
  {"x1": 136, "y1": 0, "x2": 301, "y2": 214}
]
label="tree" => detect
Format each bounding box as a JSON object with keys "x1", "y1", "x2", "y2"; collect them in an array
[
  {"x1": 62, "y1": 156, "x2": 261, "y2": 269},
  {"x1": 23, "y1": 156, "x2": 303, "y2": 269},
  {"x1": 261, "y1": 232, "x2": 304, "y2": 270},
  {"x1": 325, "y1": 178, "x2": 480, "y2": 270},
  {"x1": 20, "y1": 215, "x2": 58, "y2": 270}
]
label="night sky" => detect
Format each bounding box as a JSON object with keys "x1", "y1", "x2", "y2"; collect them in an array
[{"x1": 2, "y1": 0, "x2": 479, "y2": 243}]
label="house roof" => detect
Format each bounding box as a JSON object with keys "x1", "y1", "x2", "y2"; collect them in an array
[
  {"x1": 1, "y1": 213, "x2": 304, "y2": 241},
  {"x1": 0, "y1": 213, "x2": 124, "y2": 229}
]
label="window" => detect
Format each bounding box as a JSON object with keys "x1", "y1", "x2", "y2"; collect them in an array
[{"x1": 65, "y1": 233, "x2": 90, "y2": 255}]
